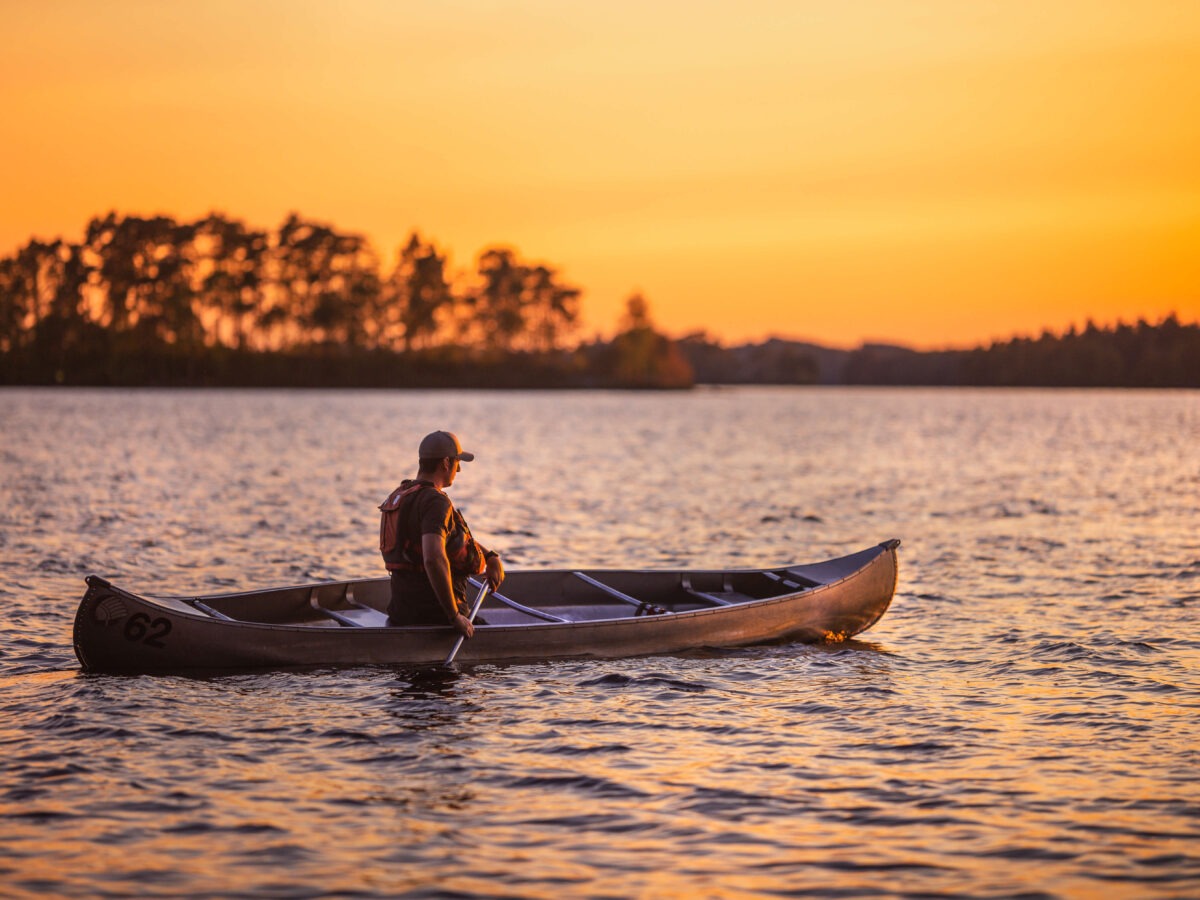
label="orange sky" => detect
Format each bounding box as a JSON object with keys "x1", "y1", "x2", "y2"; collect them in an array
[{"x1": 2, "y1": 0, "x2": 1198, "y2": 348}]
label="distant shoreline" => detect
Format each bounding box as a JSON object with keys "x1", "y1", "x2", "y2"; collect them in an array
[
  {"x1": 4, "y1": 326, "x2": 1199, "y2": 392},
  {"x1": 3, "y1": 382, "x2": 1196, "y2": 392},
  {"x1": 4, "y1": 314, "x2": 1200, "y2": 389},
  {"x1": 5, "y1": 212, "x2": 1197, "y2": 390}
]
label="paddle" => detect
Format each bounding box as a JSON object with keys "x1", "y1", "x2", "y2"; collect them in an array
[{"x1": 443, "y1": 578, "x2": 491, "y2": 666}]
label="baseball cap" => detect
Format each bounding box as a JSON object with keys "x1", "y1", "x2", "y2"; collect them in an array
[{"x1": 419, "y1": 430, "x2": 475, "y2": 462}]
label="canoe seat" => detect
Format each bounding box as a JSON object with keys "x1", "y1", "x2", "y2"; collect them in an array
[
  {"x1": 341, "y1": 586, "x2": 391, "y2": 626},
  {"x1": 327, "y1": 606, "x2": 390, "y2": 627},
  {"x1": 683, "y1": 589, "x2": 736, "y2": 606},
  {"x1": 309, "y1": 587, "x2": 390, "y2": 627},
  {"x1": 679, "y1": 575, "x2": 757, "y2": 607}
]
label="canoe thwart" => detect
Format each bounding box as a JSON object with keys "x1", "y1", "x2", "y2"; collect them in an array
[
  {"x1": 191, "y1": 599, "x2": 234, "y2": 620},
  {"x1": 572, "y1": 572, "x2": 667, "y2": 616},
  {"x1": 763, "y1": 571, "x2": 820, "y2": 590}
]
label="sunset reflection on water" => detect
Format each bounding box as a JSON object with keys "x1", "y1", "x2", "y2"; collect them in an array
[{"x1": 1, "y1": 387, "x2": 1198, "y2": 897}]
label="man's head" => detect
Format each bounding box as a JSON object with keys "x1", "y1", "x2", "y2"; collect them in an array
[{"x1": 417, "y1": 431, "x2": 474, "y2": 485}]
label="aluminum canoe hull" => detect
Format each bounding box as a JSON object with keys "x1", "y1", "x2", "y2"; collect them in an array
[{"x1": 73, "y1": 541, "x2": 900, "y2": 674}]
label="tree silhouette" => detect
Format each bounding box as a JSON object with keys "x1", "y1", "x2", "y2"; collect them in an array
[
  {"x1": 384, "y1": 232, "x2": 454, "y2": 352},
  {"x1": 461, "y1": 248, "x2": 581, "y2": 354},
  {"x1": 523, "y1": 264, "x2": 581, "y2": 352},
  {"x1": 83, "y1": 214, "x2": 200, "y2": 345},
  {"x1": 194, "y1": 214, "x2": 268, "y2": 350},
  {"x1": 606, "y1": 293, "x2": 693, "y2": 388},
  {"x1": 469, "y1": 248, "x2": 526, "y2": 352}
]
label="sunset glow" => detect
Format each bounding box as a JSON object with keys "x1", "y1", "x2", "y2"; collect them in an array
[{"x1": 3, "y1": 0, "x2": 1198, "y2": 347}]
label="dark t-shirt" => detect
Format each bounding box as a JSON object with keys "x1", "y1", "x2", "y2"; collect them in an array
[
  {"x1": 407, "y1": 481, "x2": 455, "y2": 544},
  {"x1": 386, "y1": 480, "x2": 468, "y2": 625}
]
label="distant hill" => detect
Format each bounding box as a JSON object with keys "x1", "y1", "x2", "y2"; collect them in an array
[
  {"x1": 679, "y1": 335, "x2": 837, "y2": 384},
  {"x1": 680, "y1": 316, "x2": 1200, "y2": 388}
]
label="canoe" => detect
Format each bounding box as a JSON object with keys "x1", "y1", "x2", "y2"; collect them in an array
[{"x1": 73, "y1": 539, "x2": 901, "y2": 674}]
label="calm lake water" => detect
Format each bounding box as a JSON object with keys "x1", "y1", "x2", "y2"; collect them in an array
[{"x1": 1, "y1": 386, "x2": 1198, "y2": 899}]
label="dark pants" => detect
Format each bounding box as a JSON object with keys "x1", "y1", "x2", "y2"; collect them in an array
[{"x1": 387, "y1": 570, "x2": 485, "y2": 626}]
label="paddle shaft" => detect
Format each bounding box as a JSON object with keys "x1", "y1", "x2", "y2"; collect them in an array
[{"x1": 444, "y1": 579, "x2": 490, "y2": 665}]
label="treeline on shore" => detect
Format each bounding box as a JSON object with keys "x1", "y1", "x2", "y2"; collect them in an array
[
  {"x1": 0, "y1": 211, "x2": 691, "y2": 388},
  {"x1": 2, "y1": 211, "x2": 1197, "y2": 388},
  {"x1": 842, "y1": 316, "x2": 1199, "y2": 387}
]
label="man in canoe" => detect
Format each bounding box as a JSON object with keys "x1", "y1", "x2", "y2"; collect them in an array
[{"x1": 379, "y1": 430, "x2": 505, "y2": 638}]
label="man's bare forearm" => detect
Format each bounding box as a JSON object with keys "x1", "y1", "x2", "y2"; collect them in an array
[{"x1": 423, "y1": 553, "x2": 457, "y2": 622}]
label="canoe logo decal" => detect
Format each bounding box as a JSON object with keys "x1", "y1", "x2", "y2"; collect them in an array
[{"x1": 94, "y1": 596, "x2": 127, "y2": 625}]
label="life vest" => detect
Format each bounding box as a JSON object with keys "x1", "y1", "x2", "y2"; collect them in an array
[{"x1": 379, "y1": 480, "x2": 486, "y2": 576}]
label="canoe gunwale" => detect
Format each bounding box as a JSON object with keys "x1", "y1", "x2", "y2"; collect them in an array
[{"x1": 89, "y1": 560, "x2": 870, "y2": 633}]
